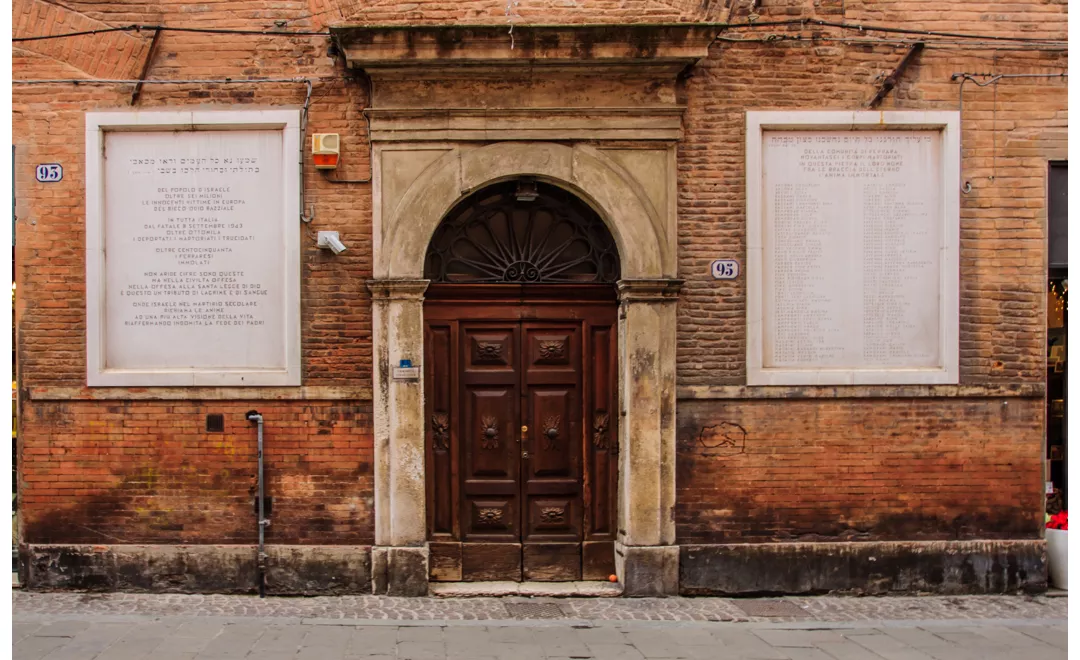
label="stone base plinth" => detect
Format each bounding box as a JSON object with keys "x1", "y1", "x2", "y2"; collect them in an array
[
  {"x1": 617, "y1": 544, "x2": 679, "y2": 597},
  {"x1": 21, "y1": 544, "x2": 372, "y2": 595},
  {"x1": 679, "y1": 540, "x2": 1047, "y2": 596},
  {"x1": 371, "y1": 546, "x2": 428, "y2": 596}
]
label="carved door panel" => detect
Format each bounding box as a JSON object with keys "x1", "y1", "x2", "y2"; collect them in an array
[
  {"x1": 521, "y1": 323, "x2": 583, "y2": 580},
  {"x1": 458, "y1": 324, "x2": 522, "y2": 580},
  {"x1": 424, "y1": 291, "x2": 618, "y2": 583}
]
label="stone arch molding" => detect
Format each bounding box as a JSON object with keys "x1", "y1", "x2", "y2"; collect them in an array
[
  {"x1": 378, "y1": 142, "x2": 674, "y2": 280},
  {"x1": 368, "y1": 139, "x2": 680, "y2": 598}
]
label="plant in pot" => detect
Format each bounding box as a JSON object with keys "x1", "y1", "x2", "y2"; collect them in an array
[{"x1": 1046, "y1": 510, "x2": 1067, "y2": 590}]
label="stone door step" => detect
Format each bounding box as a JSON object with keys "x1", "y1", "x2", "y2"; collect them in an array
[{"x1": 430, "y1": 581, "x2": 623, "y2": 598}]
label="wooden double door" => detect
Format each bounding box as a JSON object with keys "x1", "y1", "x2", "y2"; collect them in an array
[{"x1": 424, "y1": 285, "x2": 619, "y2": 582}]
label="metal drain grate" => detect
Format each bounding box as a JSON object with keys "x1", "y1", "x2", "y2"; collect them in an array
[
  {"x1": 732, "y1": 599, "x2": 807, "y2": 618},
  {"x1": 504, "y1": 602, "x2": 566, "y2": 619}
]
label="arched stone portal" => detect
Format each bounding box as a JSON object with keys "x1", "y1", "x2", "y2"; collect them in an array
[
  {"x1": 369, "y1": 142, "x2": 681, "y2": 595},
  {"x1": 423, "y1": 179, "x2": 621, "y2": 583}
]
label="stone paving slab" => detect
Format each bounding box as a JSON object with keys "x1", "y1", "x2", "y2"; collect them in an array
[
  {"x1": 12, "y1": 591, "x2": 1066, "y2": 623},
  {"x1": 430, "y1": 581, "x2": 623, "y2": 598},
  {"x1": 14, "y1": 615, "x2": 1065, "y2": 660}
]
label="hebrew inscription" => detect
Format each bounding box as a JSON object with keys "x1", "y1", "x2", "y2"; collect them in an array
[
  {"x1": 762, "y1": 131, "x2": 943, "y2": 372},
  {"x1": 102, "y1": 130, "x2": 286, "y2": 372}
]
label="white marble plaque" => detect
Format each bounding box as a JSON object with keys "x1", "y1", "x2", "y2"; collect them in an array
[
  {"x1": 86, "y1": 111, "x2": 301, "y2": 386},
  {"x1": 746, "y1": 112, "x2": 959, "y2": 385}
]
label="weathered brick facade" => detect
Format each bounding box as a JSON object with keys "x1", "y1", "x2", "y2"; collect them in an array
[
  {"x1": 676, "y1": 396, "x2": 1044, "y2": 545},
  {"x1": 20, "y1": 400, "x2": 375, "y2": 545},
  {"x1": 13, "y1": 0, "x2": 1065, "y2": 594}
]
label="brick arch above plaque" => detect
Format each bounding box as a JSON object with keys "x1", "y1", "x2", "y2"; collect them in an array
[
  {"x1": 85, "y1": 110, "x2": 302, "y2": 386},
  {"x1": 745, "y1": 110, "x2": 960, "y2": 386}
]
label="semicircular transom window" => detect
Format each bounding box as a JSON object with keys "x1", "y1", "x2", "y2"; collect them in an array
[{"x1": 424, "y1": 180, "x2": 621, "y2": 284}]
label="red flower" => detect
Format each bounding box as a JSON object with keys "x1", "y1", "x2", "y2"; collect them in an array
[{"x1": 1047, "y1": 511, "x2": 1068, "y2": 531}]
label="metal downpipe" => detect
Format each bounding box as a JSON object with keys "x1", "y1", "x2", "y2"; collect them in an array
[{"x1": 246, "y1": 411, "x2": 268, "y2": 597}]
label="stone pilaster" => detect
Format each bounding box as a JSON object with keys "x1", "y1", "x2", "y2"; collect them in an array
[
  {"x1": 616, "y1": 279, "x2": 681, "y2": 596},
  {"x1": 368, "y1": 279, "x2": 430, "y2": 596}
]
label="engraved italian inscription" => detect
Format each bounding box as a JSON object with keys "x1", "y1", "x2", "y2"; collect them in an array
[
  {"x1": 762, "y1": 130, "x2": 942, "y2": 371},
  {"x1": 101, "y1": 129, "x2": 286, "y2": 372}
]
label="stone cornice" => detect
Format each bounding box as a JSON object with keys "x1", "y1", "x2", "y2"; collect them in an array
[
  {"x1": 333, "y1": 24, "x2": 710, "y2": 142},
  {"x1": 367, "y1": 107, "x2": 685, "y2": 142},
  {"x1": 331, "y1": 24, "x2": 716, "y2": 72}
]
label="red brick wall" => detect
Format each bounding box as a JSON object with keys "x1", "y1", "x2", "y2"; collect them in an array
[
  {"x1": 14, "y1": 3, "x2": 374, "y2": 388},
  {"x1": 19, "y1": 401, "x2": 374, "y2": 544},
  {"x1": 13, "y1": 0, "x2": 1065, "y2": 548},
  {"x1": 676, "y1": 41, "x2": 1067, "y2": 386},
  {"x1": 676, "y1": 397, "x2": 1045, "y2": 544}
]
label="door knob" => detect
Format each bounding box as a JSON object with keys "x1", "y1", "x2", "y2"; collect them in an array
[{"x1": 521, "y1": 425, "x2": 528, "y2": 433}]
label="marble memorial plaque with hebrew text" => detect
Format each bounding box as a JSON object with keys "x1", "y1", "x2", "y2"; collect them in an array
[
  {"x1": 761, "y1": 130, "x2": 943, "y2": 371},
  {"x1": 102, "y1": 130, "x2": 286, "y2": 372}
]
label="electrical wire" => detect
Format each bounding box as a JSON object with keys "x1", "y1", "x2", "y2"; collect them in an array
[
  {"x1": 13, "y1": 26, "x2": 142, "y2": 42},
  {"x1": 13, "y1": 77, "x2": 332, "y2": 84},
  {"x1": 319, "y1": 75, "x2": 375, "y2": 185},
  {"x1": 951, "y1": 72, "x2": 1068, "y2": 194},
  {"x1": 13, "y1": 24, "x2": 330, "y2": 42},
  {"x1": 717, "y1": 18, "x2": 1066, "y2": 44},
  {"x1": 12, "y1": 18, "x2": 1066, "y2": 46},
  {"x1": 713, "y1": 35, "x2": 1066, "y2": 51}
]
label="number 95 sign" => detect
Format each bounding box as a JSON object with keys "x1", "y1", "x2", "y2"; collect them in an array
[
  {"x1": 710, "y1": 259, "x2": 740, "y2": 280},
  {"x1": 35, "y1": 163, "x2": 63, "y2": 183}
]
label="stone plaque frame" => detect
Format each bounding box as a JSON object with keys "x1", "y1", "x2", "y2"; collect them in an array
[
  {"x1": 746, "y1": 110, "x2": 960, "y2": 386},
  {"x1": 85, "y1": 109, "x2": 302, "y2": 386}
]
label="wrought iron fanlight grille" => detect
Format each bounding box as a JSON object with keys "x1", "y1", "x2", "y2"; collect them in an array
[{"x1": 424, "y1": 181, "x2": 620, "y2": 284}]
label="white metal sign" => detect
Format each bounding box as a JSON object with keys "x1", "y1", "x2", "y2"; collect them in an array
[
  {"x1": 710, "y1": 259, "x2": 740, "y2": 280},
  {"x1": 35, "y1": 163, "x2": 62, "y2": 182},
  {"x1": 392, "y1": 367, "x2": 420, "y2": 380}
]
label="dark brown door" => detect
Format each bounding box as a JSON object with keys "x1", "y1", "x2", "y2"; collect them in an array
[{"x1": 425, "y1": 285, "x2": 617, "y2": 582}]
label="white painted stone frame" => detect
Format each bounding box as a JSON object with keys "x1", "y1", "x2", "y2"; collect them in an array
[
  {"x1": 85, "y1": 109, "x2": 302, "y2": 386},
  {"x1": 746, "y1": 110, "x2": 960, "y2": 386}
]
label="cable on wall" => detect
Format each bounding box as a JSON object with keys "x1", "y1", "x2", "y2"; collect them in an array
[
  {"x1": 713, "y1": 35, "x2": 1066, "y2": 51},
  {"x1": 12, "y1": 19, "x2": 1066, "y2": 46},
  {"x1": 13, "y1": 24, "x2": 331, "y2": 42},
  {"x1": 951, "y1": 72, "x2": 1068, "y2": 194}
]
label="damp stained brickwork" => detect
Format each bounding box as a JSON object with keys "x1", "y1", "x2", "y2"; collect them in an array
[
  {"x1": 675, "y1": 398, "x2": 1045, "y2": 545},
  {"x1": 19, "y1": 401, "x2": 375, "y2": 545}
]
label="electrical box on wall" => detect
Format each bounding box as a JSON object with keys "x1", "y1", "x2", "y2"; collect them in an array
[{"x1": 312, "y1": 133, "x2": 340, "y2": 169}]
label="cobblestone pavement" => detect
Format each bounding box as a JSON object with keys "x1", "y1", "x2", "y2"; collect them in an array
[
  {"x1": 13, "y1": 592, "x2": 1067, "y2": 659},
  {"x1": 12, "y1": 591, "x2": 1067, "y2": 623}
]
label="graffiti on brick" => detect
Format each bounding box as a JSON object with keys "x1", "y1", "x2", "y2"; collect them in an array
[{"x1": 696, "y1": 421, "x2": 747, "y2": 456}]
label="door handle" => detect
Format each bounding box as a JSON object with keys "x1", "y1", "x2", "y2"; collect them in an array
[{"x1": 520, "y1": 425, "x2": 528, "y2": 443}]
